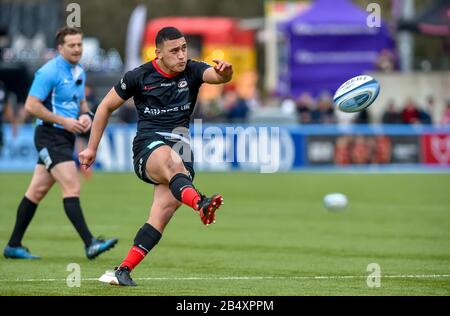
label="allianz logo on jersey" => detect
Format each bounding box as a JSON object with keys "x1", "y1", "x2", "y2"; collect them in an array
[{"x1": 144, "y1": 103, "x2": 190, "y2": 116}]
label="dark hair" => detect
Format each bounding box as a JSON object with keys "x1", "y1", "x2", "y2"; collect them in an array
[
  {"x1": 55, "y1": 26, "x2": 83, "y2": 45},
  {"x1": 156, "y1": 27, "x2": 184, "y2": 47}
]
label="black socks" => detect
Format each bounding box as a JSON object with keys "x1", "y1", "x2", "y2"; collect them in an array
[
  {"x1": 9, "y1": 196, "x2": 95, "y2": 248},
  {"x1": 63, "y1": 197, "x2": 94, "y2": 247},
  {"x1": 169, "y1": 173, "x2": 194, "y2": 201},
  {"x1": 8, "y1": 197, "x2": 38, "y2": 247},
  {"x1": 133, "y1": 223, "x2": 162, "y2": 254}
]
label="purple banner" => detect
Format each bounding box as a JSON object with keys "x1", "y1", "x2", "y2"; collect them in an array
[{"x1": 280, "y1": 0, "x2": 395, "y2": 98}]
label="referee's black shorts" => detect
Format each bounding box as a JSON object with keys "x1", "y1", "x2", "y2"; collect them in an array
[
  {"x1": 35, "y1": 125, "x2": 75, "y2": 171},
  {"x1": 133, "y1": 132, "x2": 195, "y2": 185}
]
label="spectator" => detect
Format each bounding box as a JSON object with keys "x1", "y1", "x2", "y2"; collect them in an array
[
  {"x1": 295, "y1": 92, "x2": 314, "y2": 124},
  {"x1": 382, "y1": 100, "x2": 401, "y2": 124},
  {"x1": 227, "y1": 97, "x2": 249, "y2": 123},
  {"x1": 418, "y1": 95, "x2": 434, "y2": 124},
  {"x1": 317, "y1": 92, "x2": 335, "y2": 124},
  {"x1": 376, "y1": 49, "x2": 395, "y2": 73},
  {"x1": 309, "y1": 101, "x2": 322, "y2": 124},
  {"x1": 222, "y1": 90, "x2": 249, "y2": 123},
  {"x1": 192, "y1": 97, "x2": 225, "y2": 123},
  {"x1": 401, "y1": 99, "x2": 420, "y2": 124},
  {"x1": 84, "y1": 85, "x2": 99, "y2": 113},
  {"x1": 222, "y1": 89, "x2": 238, "y2": 114},
  {"x1": 441, "y1": 101, "x2": 450, "y2": 125}
]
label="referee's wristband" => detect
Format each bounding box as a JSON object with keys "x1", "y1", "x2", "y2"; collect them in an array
[{"x1": 80, "y1": 111, "x2": 95, "y2": 120}]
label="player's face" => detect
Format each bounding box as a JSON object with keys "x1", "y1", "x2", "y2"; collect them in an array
[
  {"x1": 58, "y1": 34, "x2": 83, "y2": 65},
  {"x1": 157, "y1": 37, "x2": 188, "y2": 73}
]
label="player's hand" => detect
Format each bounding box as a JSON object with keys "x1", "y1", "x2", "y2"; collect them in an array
[
  {"x1": 212, "y1": 59, "x2": 233, "y2": 77},
  {"x1": 78, "y1": 148, "x2": 97, "y2": 168},
  {"x1": 78, "y1": 114, "x2": 92, "y2": 133},
  {"x1": 62, "y1": 117, "x2": 86, "y2": 134}
]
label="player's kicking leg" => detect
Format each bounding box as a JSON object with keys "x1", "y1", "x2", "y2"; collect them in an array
[{"x1": 147, "y1": 145, "x2": 224, "y2": 225}]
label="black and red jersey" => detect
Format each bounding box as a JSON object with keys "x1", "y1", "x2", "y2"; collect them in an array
[{"x1": 114, "y1": 59, "x2": 210, "y2": 135}]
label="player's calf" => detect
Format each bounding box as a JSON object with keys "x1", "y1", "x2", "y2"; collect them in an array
[
  {"x1": 169, "y1": 173, "x2": 201, "y2": 209},
  {"x1": 119, "y1": 223, "x2": 161, "y2": 271},
  {"x1": 169, "y1": 173, "x2": 224, "y2": 225}
]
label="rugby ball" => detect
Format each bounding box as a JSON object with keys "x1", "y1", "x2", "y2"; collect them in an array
[
  {"x1": 323, "y1": 193, "x2": 348, "y2": 211},
  {"x1": 333, "y1": 75, "x2": 380, "y2": 113}
]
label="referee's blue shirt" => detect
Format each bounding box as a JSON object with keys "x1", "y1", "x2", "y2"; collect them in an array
[{"x1": 28, "y1": 54, "x2": 85, "y2": 129}]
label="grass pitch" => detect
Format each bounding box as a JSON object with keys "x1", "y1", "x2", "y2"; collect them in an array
[{"x1": 1, "y1": 172, "x2": 449, "y2": 296}]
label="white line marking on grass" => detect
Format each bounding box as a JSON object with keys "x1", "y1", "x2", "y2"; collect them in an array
[{"x1": 2, "y1": 274, "x2": 450, "y2": 283}]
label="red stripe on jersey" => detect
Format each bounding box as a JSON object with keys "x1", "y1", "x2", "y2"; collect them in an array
[{"x1": 152, "y1": 59, "x2": 179, "y2": 79}]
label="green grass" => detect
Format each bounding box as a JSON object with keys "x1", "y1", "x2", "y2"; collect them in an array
[{"x1": 1, "y1": 172, "x2": 450, "y2": 295}]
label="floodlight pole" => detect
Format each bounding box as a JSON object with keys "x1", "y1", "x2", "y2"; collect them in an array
[{"x1": 397, "y1": 0, "x2": 415, "y2": 72}]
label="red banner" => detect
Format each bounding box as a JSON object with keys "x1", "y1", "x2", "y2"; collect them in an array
[{"x1": 422, "y1": 134, "x2": 450, "y2": 165}]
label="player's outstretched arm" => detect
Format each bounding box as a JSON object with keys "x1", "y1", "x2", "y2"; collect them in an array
[
  {"x1": 202, "y1": 59, "x2": 233, "y2": 84},
  {"x1": 78, "y1": 88, "x2": 125, "y2": 167}
]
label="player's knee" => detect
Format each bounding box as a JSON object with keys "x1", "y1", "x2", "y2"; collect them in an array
[
  {"x1": 65, "y1": 189, "x2": 80, "y2": 197},
  {"x1": 62, "y1": 185, "x2": 80, "y2": 197},
  {"x1": 27, "y1": 185, "x2": 50, "y2": 202}
]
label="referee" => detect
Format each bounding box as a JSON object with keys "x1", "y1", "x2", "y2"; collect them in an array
[{"x1": 3, "y1": 27, "x2": 118, "y2": 260}]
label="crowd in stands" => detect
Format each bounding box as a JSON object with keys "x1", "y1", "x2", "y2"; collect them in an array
[
  {"x1": 188, "y1": 89, "x2": 450, "y2": 126},
  {"x1": 2, "y1": 82, "x2": 450, "y2": 126}
]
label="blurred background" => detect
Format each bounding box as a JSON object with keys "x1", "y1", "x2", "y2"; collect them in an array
[{"x1": 0, "y1": 0, "x2": 449, "y2": 171}]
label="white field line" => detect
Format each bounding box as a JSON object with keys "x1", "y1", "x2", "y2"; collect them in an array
[{"x1": 1, "y1": 274, "x2": 449, "y2": 283}]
